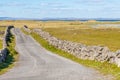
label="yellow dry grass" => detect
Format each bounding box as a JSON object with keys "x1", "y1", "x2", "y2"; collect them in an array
[
  {"x1": 1, "y1": 20, "x2": 120, "y2": 51},
  {"x1": 0, "y1": 20, "x2": 94, "y2": 28}
]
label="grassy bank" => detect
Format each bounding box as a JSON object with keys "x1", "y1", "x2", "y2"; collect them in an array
[{"x1": 0, "y1": 30, "x2": 18, "y2": 75}]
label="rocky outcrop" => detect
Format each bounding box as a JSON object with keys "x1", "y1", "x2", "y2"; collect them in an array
[
  {"x1": 32, "y1": 28, "x2": 120, "y2": 67},
  {"x1": 0, "y1": 26, "x2": 14, "y2": 63}
]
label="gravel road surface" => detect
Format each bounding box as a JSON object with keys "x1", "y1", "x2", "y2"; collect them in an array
[{"x1": 0, "y1": 28, "x2": 112, "y2": 80}]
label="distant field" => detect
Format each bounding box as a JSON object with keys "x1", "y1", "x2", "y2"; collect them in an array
[
  {"x1": 0, "y1": 20, "x2": 120, "y2": 28},
  {"x1": 0, "y1": 20, "x2": 120, "y2": 51}
]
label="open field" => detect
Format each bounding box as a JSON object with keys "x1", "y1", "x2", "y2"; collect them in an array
[
  {"x1": 43, "y1": 27, "x2": 120, "y2": 51},
  {"x1": 1, "y1": 20, "x2": 120, "y2": 51},
  {"x1": 1, "y1": 20, "x2": 120, "y2": 28}
]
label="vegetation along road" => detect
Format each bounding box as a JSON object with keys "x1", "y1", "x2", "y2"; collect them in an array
[{"x1": 0, "y1": 28, "x2": 112, "y2": 80}]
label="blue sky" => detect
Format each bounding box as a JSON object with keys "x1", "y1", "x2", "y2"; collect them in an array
[{"x1": 0, "y1": 0, "x2": 120, "y2": 18}]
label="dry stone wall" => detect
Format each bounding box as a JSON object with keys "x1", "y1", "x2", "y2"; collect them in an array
[
  {"x1": 25, "y1": 27, "x2": 120, "y2": 67},
  {"x1": 23, "y1": 25, "x2": 31, "y2": 33},
  {"x1": 0, "y1": 26, "x2": 14, "y2": 63}
]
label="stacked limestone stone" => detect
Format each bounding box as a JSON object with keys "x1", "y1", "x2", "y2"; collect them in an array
[
  {"x1": 32, "y1": 28, "x2": 120, "y2": 67},
  {"x1": 0, "y1": 26, "x2": 14, "y2": 63}
]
